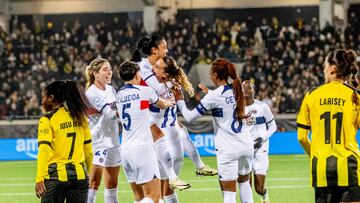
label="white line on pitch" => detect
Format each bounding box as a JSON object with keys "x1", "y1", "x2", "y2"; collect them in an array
[{"x1": 0, "y1": 185, "x2": 311, "y2": 196}]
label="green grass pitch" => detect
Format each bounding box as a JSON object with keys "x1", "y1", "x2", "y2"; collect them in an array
[{"x1": 0, "y1": 155, "x2": 313, "y2": 203}]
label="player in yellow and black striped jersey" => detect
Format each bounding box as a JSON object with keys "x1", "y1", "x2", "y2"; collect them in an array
[
  {"x1": 297, "y1": 49, "x2": 360, "y2": 203},
  {"x1": 35, "y1": 80, "x2": 94, "y2": 203}
]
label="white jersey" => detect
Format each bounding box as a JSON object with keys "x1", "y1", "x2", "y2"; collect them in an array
[
  {"x1": 196, "y1": 85, "x2": 253, "y2": 154},
  {"x1": 149, "y1": 91, "x2": 177, "y2": 129},
  {"x1": 244, "y1": 99, "x2": 276, "y2": 152},
  {"x1": 138, "y1": 58, "x2": 171, "y2": 96},
  {"x1": 116, "y1": 84, "x2": 159, "y2": 147},
  {"x1": 86, "y1": 84, "x2": 120, "y2": 149}
]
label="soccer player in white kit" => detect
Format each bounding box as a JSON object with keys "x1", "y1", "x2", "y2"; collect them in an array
[
  {"x1": 242, "y1": 80, "x2": 277, "y2": 203},
  {"x1": 132, "y1": 36, "x2": 191, "y2": 191},
  {"x1": 133, "y1": 36, "x2": 216, "y2": 182},
  {"x1": 175, "y1": 58, "x2": 254, "y2": 203},
  {"x1": 116, "y1": 61, "x2": 174, "y2": 203},
  {"x1": 85, "y1": 58, "x2": 121, "y2": 203},
  {"x1": 150, "y1": 56, "x2": 197, "y2": 202}
]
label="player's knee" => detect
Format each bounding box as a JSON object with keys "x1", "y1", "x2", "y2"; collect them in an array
[
  {"x1": 89, "y1": 180, "x2": 101, "y2": 189},
  {"x1": 105, "y1": 179, "x2": 118, "y2": 188},
  {"x1": 255, "y1": 184, "x2": 265, "y2": 195}
]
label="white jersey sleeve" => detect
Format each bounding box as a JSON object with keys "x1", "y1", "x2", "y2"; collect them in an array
[
  {"x1": 263, "y1": 102, "x2": 277, "y2": 141},
  {"x1": 138, "y1": 58, "x2": 171, "y2": 95}
]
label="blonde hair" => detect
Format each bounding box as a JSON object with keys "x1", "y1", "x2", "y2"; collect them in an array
[
  {"x1": 163, "y1": 56, "x2": 194, "y2": 97},
  {"x1": 85, "y1": 58, "x2": 108, "y2": 89}
]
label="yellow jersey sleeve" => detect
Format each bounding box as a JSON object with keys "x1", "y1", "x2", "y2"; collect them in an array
[
  {"x1": 38, "y1": 117, "x2": 52, "y2": 146},
  {"x1": 297, "y1": 92, "x2": 311, "y2": 130},
  {"x1": 36, "y1": 117, "x2": 52, "y2": 183}
]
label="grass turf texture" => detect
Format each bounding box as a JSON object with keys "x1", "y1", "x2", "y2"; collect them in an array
[{"x1": 0, "y1": 155, "x2": 313, "y2": 203}]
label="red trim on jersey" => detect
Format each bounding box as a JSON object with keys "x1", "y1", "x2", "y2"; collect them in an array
[
  {"x1": 140, "y1": 100, "x2": 150, "y2": 110},
  {"x1": 140, "y1": 79, "x2": 148, "y2": 86}
]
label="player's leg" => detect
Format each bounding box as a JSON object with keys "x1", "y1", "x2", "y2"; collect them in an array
[
  {"x1": 66, "y1": 179, "x2": 89, "y2": 203},
  {"x1": 178, "y1": 122, "x2": 217, "y2": 176},
  {"x1": 237, "y1": 149, "x2": 254, "y2": 203},
  {"x1": 217, "y1": 153, "x2": 238, "y2": 203},
  {"x1": 41, "y1": 179, "x2": 66, "y2": 203},
  {"x1": 129, "y1": 183, "x2": 144, "y2": 202},
  {"x1": 88, "y1": 148, "x2": 106, "y2": 203},
  {"x1": 340, "y1": 185, "x2": 360, "y2": 202},
  {"x1": 137, "y1": 144, "x2": 161, "y2": 203},
  {"x1": 253, "y1": 151, "x2": 270, "y2": 203},
  {"x1": 151, "y1": 124, "x2": 190, "y2": 190},
  {"x1": 103, "y1": 147, "x2": 121, "y2": 203},
  {"x1": 141, "y1": 178, "x2": 161, "y2": 203}
]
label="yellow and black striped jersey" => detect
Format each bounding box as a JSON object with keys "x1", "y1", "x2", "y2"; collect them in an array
[
  {"x1": 36, "y1": 107, "x2": 92, "y2": 182},
  {"x1": 297, "y1": 81, "x2": 360, "y2": 187}
]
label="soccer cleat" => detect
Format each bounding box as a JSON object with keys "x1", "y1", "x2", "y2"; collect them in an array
[
  {"x1": 261, "y1": 189, "x2": 270, "y2": 203},
  {"x1": 195, "y1": 165, "x2": 218, "y2": 176},
  {"x1": 169, "y1": 177, "x2": 191, "y2": 191}
]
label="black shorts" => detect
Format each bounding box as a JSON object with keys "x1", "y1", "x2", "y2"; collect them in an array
[
  {"x1": 315, "y1": 185, "x2": 360, "y2": 203},
  {"x1": 41, "y1": 179, "x2": 89, "y2": 203}
]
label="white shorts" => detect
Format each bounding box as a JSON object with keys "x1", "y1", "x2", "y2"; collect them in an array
[
  {"x1": 158, "y1": 126, "x2": 184, "y2": 180},
  {"x1": 252, "y1": 151, "x2": 269, "y2": 175},
  {"x1": 92, "y1": 146, "x2": 121, "y2": 167},
  {"x1": 121, "y1": 144, "x2": 160, "y2": 184},
  {"x1": 217, "y1": 148, "x2": 254, "y2": 181}
]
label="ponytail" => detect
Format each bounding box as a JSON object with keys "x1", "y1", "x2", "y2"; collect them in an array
[
  {"x1": 85, "y1": 65, "x2": 94, "y2": 89},
  {"x1": 131, "y1": 49, "x2": 142, "y2": 62},
  {"x1": 63, "y1": 80, "x2": 93, "y2": 126},
  {"x1": 227, "y1": 62, "x2": 246, "y2": 120},
  {"x1": 163, "y1": 56, "x2": 194, "y2": 97},
  {"x1": 43, "y1": 80, "x2": 94, "y2": 126},
  {"x1": 211, "y1": 58, "x2": 245, "y2": 120}
]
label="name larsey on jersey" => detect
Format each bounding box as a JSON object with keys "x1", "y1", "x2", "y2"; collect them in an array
[{"x1": 320, "y1": 97, "x2": 346, "y2": 106}]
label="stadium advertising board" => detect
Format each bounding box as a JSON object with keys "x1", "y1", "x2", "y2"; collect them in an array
[{"x1": 1, "y1": 131, "x2": 360, "y2": 161}]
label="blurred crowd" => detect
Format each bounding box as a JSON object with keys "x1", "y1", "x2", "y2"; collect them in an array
[{"x1": 0, "y1": 12, "x2": 359, "y2": 119}]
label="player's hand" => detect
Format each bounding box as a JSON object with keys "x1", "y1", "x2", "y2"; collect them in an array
[
  {"x1": 174, "y1": 87, "x2": 184, "y2": 101},
  {"x1": 198, "y1": 84, "x2": 209, "y2": 94},
  {"x1": 253, "y1": 137, "x2": 264, "y2": 151},
  {"x1": 35, "y1": 181, "x2": 46, "y2": 199}
]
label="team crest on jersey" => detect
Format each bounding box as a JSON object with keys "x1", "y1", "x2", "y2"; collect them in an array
[
  {"x1": 109, "y1": 102, "x2": 117, "y2": 110},
  {"x1": 244, "y1": 109, "x2": 257, "y2": 126}
]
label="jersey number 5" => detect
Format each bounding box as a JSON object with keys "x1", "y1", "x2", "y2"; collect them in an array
[
  {"x1": 122, "y1": 103, "x2": 131, "y2": 131},
  {"x1": 320, "y1": 112, "x2": 343, "y2": 144}
]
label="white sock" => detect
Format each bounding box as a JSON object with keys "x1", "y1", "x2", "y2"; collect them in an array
[
  {"x1": 223, "y1": 191, "x2": 236, "y2": 203},
  {"x1": 104, "y1": 188, "x2": 118, "y2": 203},
  {"x1": 139, "y1": 197, "x2": 154, "y2": 203},
  {"x1": 155, "y1": 137, "x2": 177, "y2": 180},
  {"x1": 164, "y1": 192, "x2": 179, "y2": 203},
  {"x1": 134, "y1": 201, "x2": 139, "y2": 203},
  {"x1": 179, "y1": 126, "x2": 205, "y2": 169},
  {"x1": 238, "y1": 180, "x2": 254, "y2": 203},
  {"x1": 159, "y1": 199, "x2": 164, "y2": 203},
  {"x1": 87, "y1": 189, "x2": 97, "y2": 203}
]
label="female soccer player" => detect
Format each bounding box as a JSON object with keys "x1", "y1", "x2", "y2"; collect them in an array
[
  {"x1": 297, "y1": 49, "x2": 360, "y2": 203},
  {"x1": 133, "y1": 36, "x2": 216, "y2": 182},
  {"x1": 117, "y1": 61, "x2": 174, "y2": 203},
  {"x1": 150, "y1": 56, "x2": 196, "y2": 202},
  {"x1": 175, "y1": 58, "x2": 254, "y2": 203},
  {"x1": 85, "y1": 58, "x2": 121, "y2": 203},
  {"x1": 132, "y1": 36, "x2": 190, "y2": 191},
  {"x1": 242, "y1": 80, "x2": 277, "y2": 203},
  {"x1": 35, "y1": 80, "x2": 93, "y2": 203}
]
